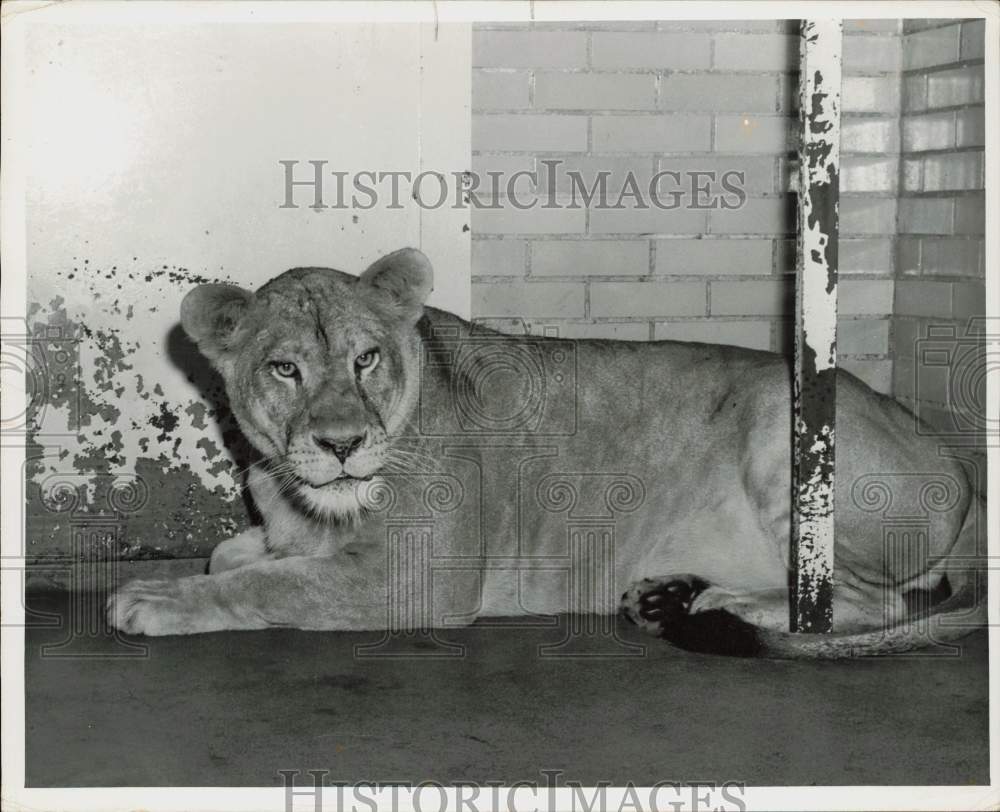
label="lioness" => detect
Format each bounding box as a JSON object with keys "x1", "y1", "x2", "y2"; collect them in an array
[{"x1": 107, "y1": 248, "x2": 986, "y2": 657}]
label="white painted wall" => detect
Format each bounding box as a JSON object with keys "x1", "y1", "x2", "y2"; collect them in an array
[{"x1": 21, "y1": 20, "x2": 470, "y2": 527}]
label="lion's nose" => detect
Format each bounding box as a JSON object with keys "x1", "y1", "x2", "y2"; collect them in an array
[{"x1": 313, "y1": 433, "x2": 365, "y2": 464}]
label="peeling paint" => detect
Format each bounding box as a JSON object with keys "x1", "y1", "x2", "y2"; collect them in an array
[
  {"x1": 792, "y1": 20, "x2": 842, "y2": 634},
  {"x1": 26, "y1": 260, "x2": 251, "y2": 562}
]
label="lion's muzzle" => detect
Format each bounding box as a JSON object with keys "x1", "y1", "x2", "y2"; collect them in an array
[{"x1": 313, "y1": 430, "x2": 365, "y2": 464}]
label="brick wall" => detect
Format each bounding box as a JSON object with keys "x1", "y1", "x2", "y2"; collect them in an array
[
  {"x1": 469, "y1": 19, "x2": 904, "y2": 394},
  {"x1": 892, "y1": 19, "x2": 986, "y2": 434}
]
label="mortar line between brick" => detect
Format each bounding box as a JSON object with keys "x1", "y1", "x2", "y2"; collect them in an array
[
  {"x1": 889, "y1": 100, "x2": 982, "y2": 116},
  {"x1": 901, "y1": 61, "x2": 986, "y2": 82},
  {"x1": 902, "y1": 20, "x2": 968, "y2": 35},
  {"x1": 898, "y1": 144, "x2": 985, "y2": 159}
]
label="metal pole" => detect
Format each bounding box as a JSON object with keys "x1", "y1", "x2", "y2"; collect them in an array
[{"x1": 792, "y1": 19, "x2": 842, "y2": 634}]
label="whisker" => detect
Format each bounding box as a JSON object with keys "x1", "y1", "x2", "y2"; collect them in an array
[
  {"x1": 248, "y1": 464, "x2": 298, "y2": 487},
  {"x1": 385, "y1": 447, "x2": 439, "y2": 462},
  {"x1": 230, "y1": 452, "x2": 296, "y2": 480},
  {"x1": 257, "y1": 472, "x2": 301, "y2": 513},
  {"x1": 381, "y1": 453, "x2": 437, "y2": 474}
]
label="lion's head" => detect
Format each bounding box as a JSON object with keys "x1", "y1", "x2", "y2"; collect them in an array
[{"x1": 180, "y1": 247, "x2": 432, "y2": 520}]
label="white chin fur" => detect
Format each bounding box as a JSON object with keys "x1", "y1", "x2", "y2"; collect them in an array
[{"x1": 296, "y1": 476, "x2": 384, "y2": 520}]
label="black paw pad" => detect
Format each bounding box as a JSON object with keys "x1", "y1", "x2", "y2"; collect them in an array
[
  {"x1": 638, "y1": 582, "x2": 692, "y2": 621},
  {"x1": 621, "y1": 575, "x2": 709, "y2": 631},
  {"x1": 621, "y1": 575, "x2": 761, "y2": 658}
]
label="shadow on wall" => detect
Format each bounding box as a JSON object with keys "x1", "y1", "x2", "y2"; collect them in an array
[{"x1": 165, "y1": 323, "x2": 264, "y2": 529}]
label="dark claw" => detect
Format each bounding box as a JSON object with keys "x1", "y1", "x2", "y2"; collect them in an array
[
  {"x1": 634, "y1": 576, "x2": 709, "y2": 630},
  {"x1": 624, "y1": 575, "x2": 761, "y2": 657}
]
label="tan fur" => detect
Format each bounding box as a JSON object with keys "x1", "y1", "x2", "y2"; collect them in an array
[{"x1": 108, "y1": 248, "x2": 986, "y2": 657}]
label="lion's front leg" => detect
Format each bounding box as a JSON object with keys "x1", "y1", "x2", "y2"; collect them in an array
[
  {"x1": 208, "y1": 526, "x2": 272, "y2": 573},
  {"x1": 107, "y1": 554, "x2": 388, "y2": 636},
  {"x1": 107, "y1": 575, "x2": 248, "y2": 636}
]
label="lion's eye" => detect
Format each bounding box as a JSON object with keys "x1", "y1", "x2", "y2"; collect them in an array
[
  {"x1": 271, "y1": 361, "x2": 299, "y2": 380},
  {"x1": 355, "y1": 349, "x2": 380, "y2": 372}
]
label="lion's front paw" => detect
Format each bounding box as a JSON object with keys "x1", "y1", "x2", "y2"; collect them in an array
[{"x1": 107, "y1": 577, "x2": 227, "y2": 636}]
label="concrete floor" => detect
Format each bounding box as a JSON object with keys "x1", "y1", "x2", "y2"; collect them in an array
[{"x1": 24, "y1": 590, "x2": 989, "y2": 787}]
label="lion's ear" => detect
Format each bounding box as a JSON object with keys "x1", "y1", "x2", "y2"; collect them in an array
[
  {"x1": 360, "y1": 247, "x2": 433, "y2": 321},
  {"x1": 180, "y1": 284, "x2": 253, "y2": 360}
]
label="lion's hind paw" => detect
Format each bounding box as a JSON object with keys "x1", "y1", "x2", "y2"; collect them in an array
[
  {"x1": 620, "y1": 574, "x2": 708, "y2": 633},
  {"x1": 620, "y1": 574, "x2": 761, "y2": 657}
]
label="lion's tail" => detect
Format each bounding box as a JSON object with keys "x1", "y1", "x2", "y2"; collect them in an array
[
  {"x1": 653, "y1": 494, "x2": 987, "y2": 660},
  {"x1": 647, "y1": 577, "x2": 986, "y2": 660},
  {"x1": 756, "y1": 489, "x2": 988, "y2": 659},
  {"x1": 765, "y1": 490, "x2": 985, "y2": 659},
  {"x1": 752, "y1": 576, "x2": 987, "y2": 659}
]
